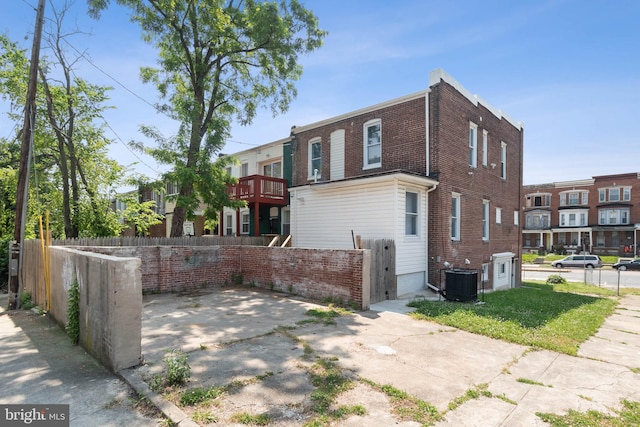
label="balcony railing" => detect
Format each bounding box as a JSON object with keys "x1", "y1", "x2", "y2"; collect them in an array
[{"x1": 229, "y1": 175, "x2": 288, "y2": 205}]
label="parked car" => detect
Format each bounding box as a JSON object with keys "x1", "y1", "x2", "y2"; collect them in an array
[
  {"x1": 551, "y1": 255, "x2": 602, "y2": 269},
  {"x1": 613, "y1": 259, "x2": 640, "y2": 271}
]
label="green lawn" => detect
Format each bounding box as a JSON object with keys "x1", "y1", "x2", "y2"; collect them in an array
[{"x1": 408, "y1": 282, "x2": 618, "y2": 355}]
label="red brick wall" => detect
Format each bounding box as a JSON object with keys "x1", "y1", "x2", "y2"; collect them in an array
[
  {"x1": 427, "y1": 81, "x2": 524, "y2": 286},
  {"x1": 291, "y1": 96, "x2": 428, "y2": 186},
  {"x1": 74, "y1": 245, "x2": 368, "y2": 309}
]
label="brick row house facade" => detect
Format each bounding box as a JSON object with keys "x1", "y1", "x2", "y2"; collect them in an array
[
  {"x1": 523, "y1": 172, "x2": 640, "y2": 256},
  {"x1": 286, "y1": 69, "x2": 524, "y2": 295}
]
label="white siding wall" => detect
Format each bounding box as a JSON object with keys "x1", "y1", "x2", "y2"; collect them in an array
[
  {"x1": 290, "y1": 177, "x2": 430, "y2": 294},
  {"x1": 330, "y1": 129, "x2": 345, "y2": 181}
]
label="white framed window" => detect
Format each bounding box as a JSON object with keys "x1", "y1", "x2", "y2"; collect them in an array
[
  {"x1": 308, "y1": 137, "x2": 322, "y2": 179},
  {"x1": 623, "y1": 187, "x2": 631, "y2": 201},
  {"x1": 482, "y1": 129, "x2": 488, "y2": 167},
  {"x1": 166, "y1": 181, "x2": 179, "y2": 196},
  {"x1": 598, "y1": 208, "x2": 630, "y2": 225},
  {"x1": 262, "y1": 161, "x2": 282, "y2": 178},
  {"x1": 482, "y1": 200, "x2": 490, "y2": 241},
  {"x1": 363, "y1": 119, "x2": 382, "y2": 169},
  {"x1": 609, "y1": 188, "x2": 620, "y2": 202},
  {"x1": 451, "y1": 193, "x2": 461, "y2": 241},
  {"x1": 240, "y1": 162, "x2": 249, "y2": 177},
  {"x1": 599, "y1": 189, "x2": 606, "y2": 202},
  {"x1": 241, "y1": 212, "x2": 250, "y2": 234},
  {"x1": 500, "y1": 141, "x2": 507, "y2": 179},
  {"x1": 225, "y1": 214, "x2": 233, "y2": 236},
  {"x1": 525, "y1": 193, "x2": 551, "y2": 208},
  {"x1": 405, "y1": 191, "x2": 418, "y2": 236},
  {"x1": 469, "y1": 122, "x2": 478, "y2": 168},
  {"x1": 496, "y1": 207, "x2": 502, "y2": 224},
  {"x1": 513, "y1": 210, "x2": 519, "y2": 226}
]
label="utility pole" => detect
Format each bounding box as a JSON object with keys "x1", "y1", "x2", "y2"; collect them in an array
[{"x1": 8, "y1": 0, "x2": 46, "y2": 310}]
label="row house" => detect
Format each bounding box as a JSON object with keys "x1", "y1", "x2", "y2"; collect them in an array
[
  {"x1": 523, "y1": 172, "x2": 640, "y2": 256},
  {"x1": 286, "y1": 69, "x2": 524, "y2": 295}
]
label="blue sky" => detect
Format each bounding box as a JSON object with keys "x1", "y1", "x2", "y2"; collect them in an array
[{"x1": 1, "y1": 0, "x2": 639, "y2": 186}]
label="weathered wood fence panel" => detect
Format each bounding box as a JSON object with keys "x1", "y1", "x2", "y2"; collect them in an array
[
  {"x1": 51, "y1": 235, "x2": 271, "y2": 247},
  {"x1": 361, "y1": 239, "x2": 396, "y2": 303}
]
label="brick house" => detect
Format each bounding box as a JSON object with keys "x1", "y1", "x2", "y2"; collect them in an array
[
  {"x1": 287, "y1": 69, "x2": 524, "y2": 296},
  {"x1": 523, "y1": 172, "x2": 640, "y2": 256}
]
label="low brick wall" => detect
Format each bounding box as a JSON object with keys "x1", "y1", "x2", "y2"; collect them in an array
[{"x1": 69, "y1": 245, "x2": 370, "y2": 310}]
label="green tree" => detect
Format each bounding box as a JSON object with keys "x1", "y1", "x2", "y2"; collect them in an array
[
  {"x1": 88, "y1": 0, "x2": 326, "y2": 236},
  {"x1": 0, "y1": 4, "x2": 127, "y2": 239}
]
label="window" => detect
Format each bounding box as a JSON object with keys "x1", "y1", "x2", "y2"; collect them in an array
[
  {"x1": 241, "y1": 163, "x2": 249, "y2": 177},
  {"x1": 500, "y1": 142, "x2": 507, "y2": 179},
  {"x1": 560, "y1": 191, "x2": 588, "y2": 206},
  {"x1": 166, "y1": 181, "x2": 179, "y2": 196},
  {"x1": 599, "y1": 208, "x2": 630, "y2": 225},
  {"x1": 225, "y1": 166, "x2": 232, "y2": 176},
  {"x1": 469, "y1": 122, "x2": 477, "y2": 168},
  {"x1": 364, "y1": 120, "x2": 381, "y2": 168},
  {"x1": 611, "y1": 231, "x2": 619, "y2": 247},
  {"x1": 405, "y1": 192, "x2": 418, "y2": 236},
  {"x1": 496, "y1": 207, "x2": 502, "y2": 224},
  {"x1": 451, "y1": 193, "x2": 461, "y2": 240},
  {"x1": 241, "y1": 213, "x2": 250, "y2": 234},
  {"x1": 225, "y1": 214, "x2": 233, "y2": 236},
  {"x1": 513, "y1": 210, "x2": 519, "y2": 226},
  {"x1": 263, "y1": 161, "x2": 282, "y2": 178},
  {"x1": 525, "y1": 212, "x2": 550, "y2": 229},
  {"x1": 525, "y1": 193, "x2": 551, "y2": 208},
  {"x1": 481, "y1": 130, "x2": 488, "y2": 167},
  {"x1": 482, "y1": 200, "x2": 490, "y2": 241},
  {"x1": 599, "y1": 187, "x2": 631, "y2": 202},
  {"x1": 308, "y1": 138, "x2": 321, "y2": 179},
  {"x1": 282, "y1": 209, "x2": 290, "y2": 235},
  {"x1": 597, "y1": 232, "x2": 605, "y2": 247}
]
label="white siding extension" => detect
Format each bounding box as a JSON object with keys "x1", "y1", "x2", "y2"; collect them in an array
[{"x1": 290, "y1": 174, "x2": 436, "y2": 295}]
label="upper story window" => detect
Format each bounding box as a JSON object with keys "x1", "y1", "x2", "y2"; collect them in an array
[
  {"x1": 308, "y1": 138, "x2": 322, "y2": 179},
  {"x1": 525, "y1": 193, "x2": 551, "y2": 208},
  {"x1": 482, "y1": 200, "x2": 490, "y2": 241},
  {"x1": 363, "y1": 120, "x2": 381, "y2": 169},
  {"x1": 559, "y1": 190, "x2": 588, "y2": 206},
  {"x1": 481, "y1": 130, "x2": 488, "y2": 167},
  {"x1": 525, "y1": 211, "x2": 550, "y2": 229},
  {"x1": 598, "y1": 208, "x2": 630, "y2": 225},
  {"x1": 451, "y1": 193, "x2": 461, "y2": 241},
  {"x1": 225, "y1": 166, "x2": 232, "y2": 176},
  {"x1": 599, "y1": 187, "x2": 631, "y2": 202},
  {"x1": 262, "y1": 161, "x2": 282, "y2": 178},
  {"x1": 166, "y1": 181, "x2": 179, "y2": 196},
  {"x1": 469, "y1": 122, "x2": 478, "y2": 168},
  {"x1": 405, "y1": 191, "x2": 418, "y2": 236},
  {"x1": 240, "y1": 162, "x2": 249, "y2": 177},
  {"x1": 500, "y1": 141, "x2": 507, "y2": 179}
]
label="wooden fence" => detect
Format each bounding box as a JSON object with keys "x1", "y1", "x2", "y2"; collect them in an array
[
  {"x1": 361, "y1": 239, "x2": 396, "y2": 303},
  {"x1": 50, "y1": 235, "x2": 272, "y2": 247}
]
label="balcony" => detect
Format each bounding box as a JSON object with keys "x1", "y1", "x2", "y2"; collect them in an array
[{"x1": 229, "y1": 175, "x2": 288, "y2": 206}]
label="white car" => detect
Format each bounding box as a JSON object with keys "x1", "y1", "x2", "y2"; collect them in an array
[{"x1": 551, "y1": 255, "x2": 602, "y2": 269}]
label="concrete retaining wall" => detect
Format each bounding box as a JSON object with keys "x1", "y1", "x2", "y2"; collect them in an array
[{"x1": 45, "y1": 247, "x2": 142, "y2": 372}]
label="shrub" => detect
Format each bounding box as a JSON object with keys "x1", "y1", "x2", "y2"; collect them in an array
[
  {"x1": 546, "y1": 274, "x2": 567, "y2": 285},
  {"x1": 164, "y1": 349, "x2": 191, "y2": 387},
  {"x1": 66, "y1": 280, "x2": 80, "y2": 344},
  {"x1": 20, "y1": 291, "x2": 34, "y2": 310}
]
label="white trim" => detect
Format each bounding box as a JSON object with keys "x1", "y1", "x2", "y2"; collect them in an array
[
  {"x1": 363, "y1": 119, "x2": 382, "y2": 170},
  {"x1": 308, "y1": 137, "x2": 322, "y2": 180},
  {"x1": 451, "y1": 192, "x2": 461, "y2": 241},
  {"x1": 469, "y1": 122, "x2": 478, "y2": 168}
]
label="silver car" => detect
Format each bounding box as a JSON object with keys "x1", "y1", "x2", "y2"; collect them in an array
[{"x1": 552, "y1": 255, "x2": 602, "y2": 269}]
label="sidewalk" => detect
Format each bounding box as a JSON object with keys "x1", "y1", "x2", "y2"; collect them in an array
[
  {"x1": 2, "y1": 289, "x2": 640, "y2": 426},
  {"x1": 0, "y1": 293, "x2": 163, "y2": 426}
]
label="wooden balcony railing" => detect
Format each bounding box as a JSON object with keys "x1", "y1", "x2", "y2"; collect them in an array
[{"x1": 229, "y1": 175, "x2": 288, "y2": 206}]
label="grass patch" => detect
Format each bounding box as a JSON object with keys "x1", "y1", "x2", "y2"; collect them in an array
[
  {"x1": 408, "y1": 284, "x2": 617, "y2": 355},
  {"x1": 537, "y1": 399, "x2": 640, "y2": 426},
  {"x1": 448, "y1": 384, "x2": 492, "y2": 411},
  {"x1": 307, "y1": 357, "x2": 354, "y2": 414},
  {"x1": 192, "y1": 410, "x2": 218, "y2": 424},
  {"x1": 230, "y1": 412, "x2": 271, "y2": 425},
  {"x1": 300, "y1": 305, "x2": 353, "y2": 326},
  {"x1": 179, "y1": 371, "x2": 274, "y2": 407},
  {"x1": 361, "y1": 378, "x2": 442, "y2": 425},
  {"x1": 516, "y1": 377, "x2": 551, "y2": 387}
]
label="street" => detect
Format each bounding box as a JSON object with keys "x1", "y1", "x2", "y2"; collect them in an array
[{"x1": 522, "y1": 267, "x2": 640, "y2": 289}]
